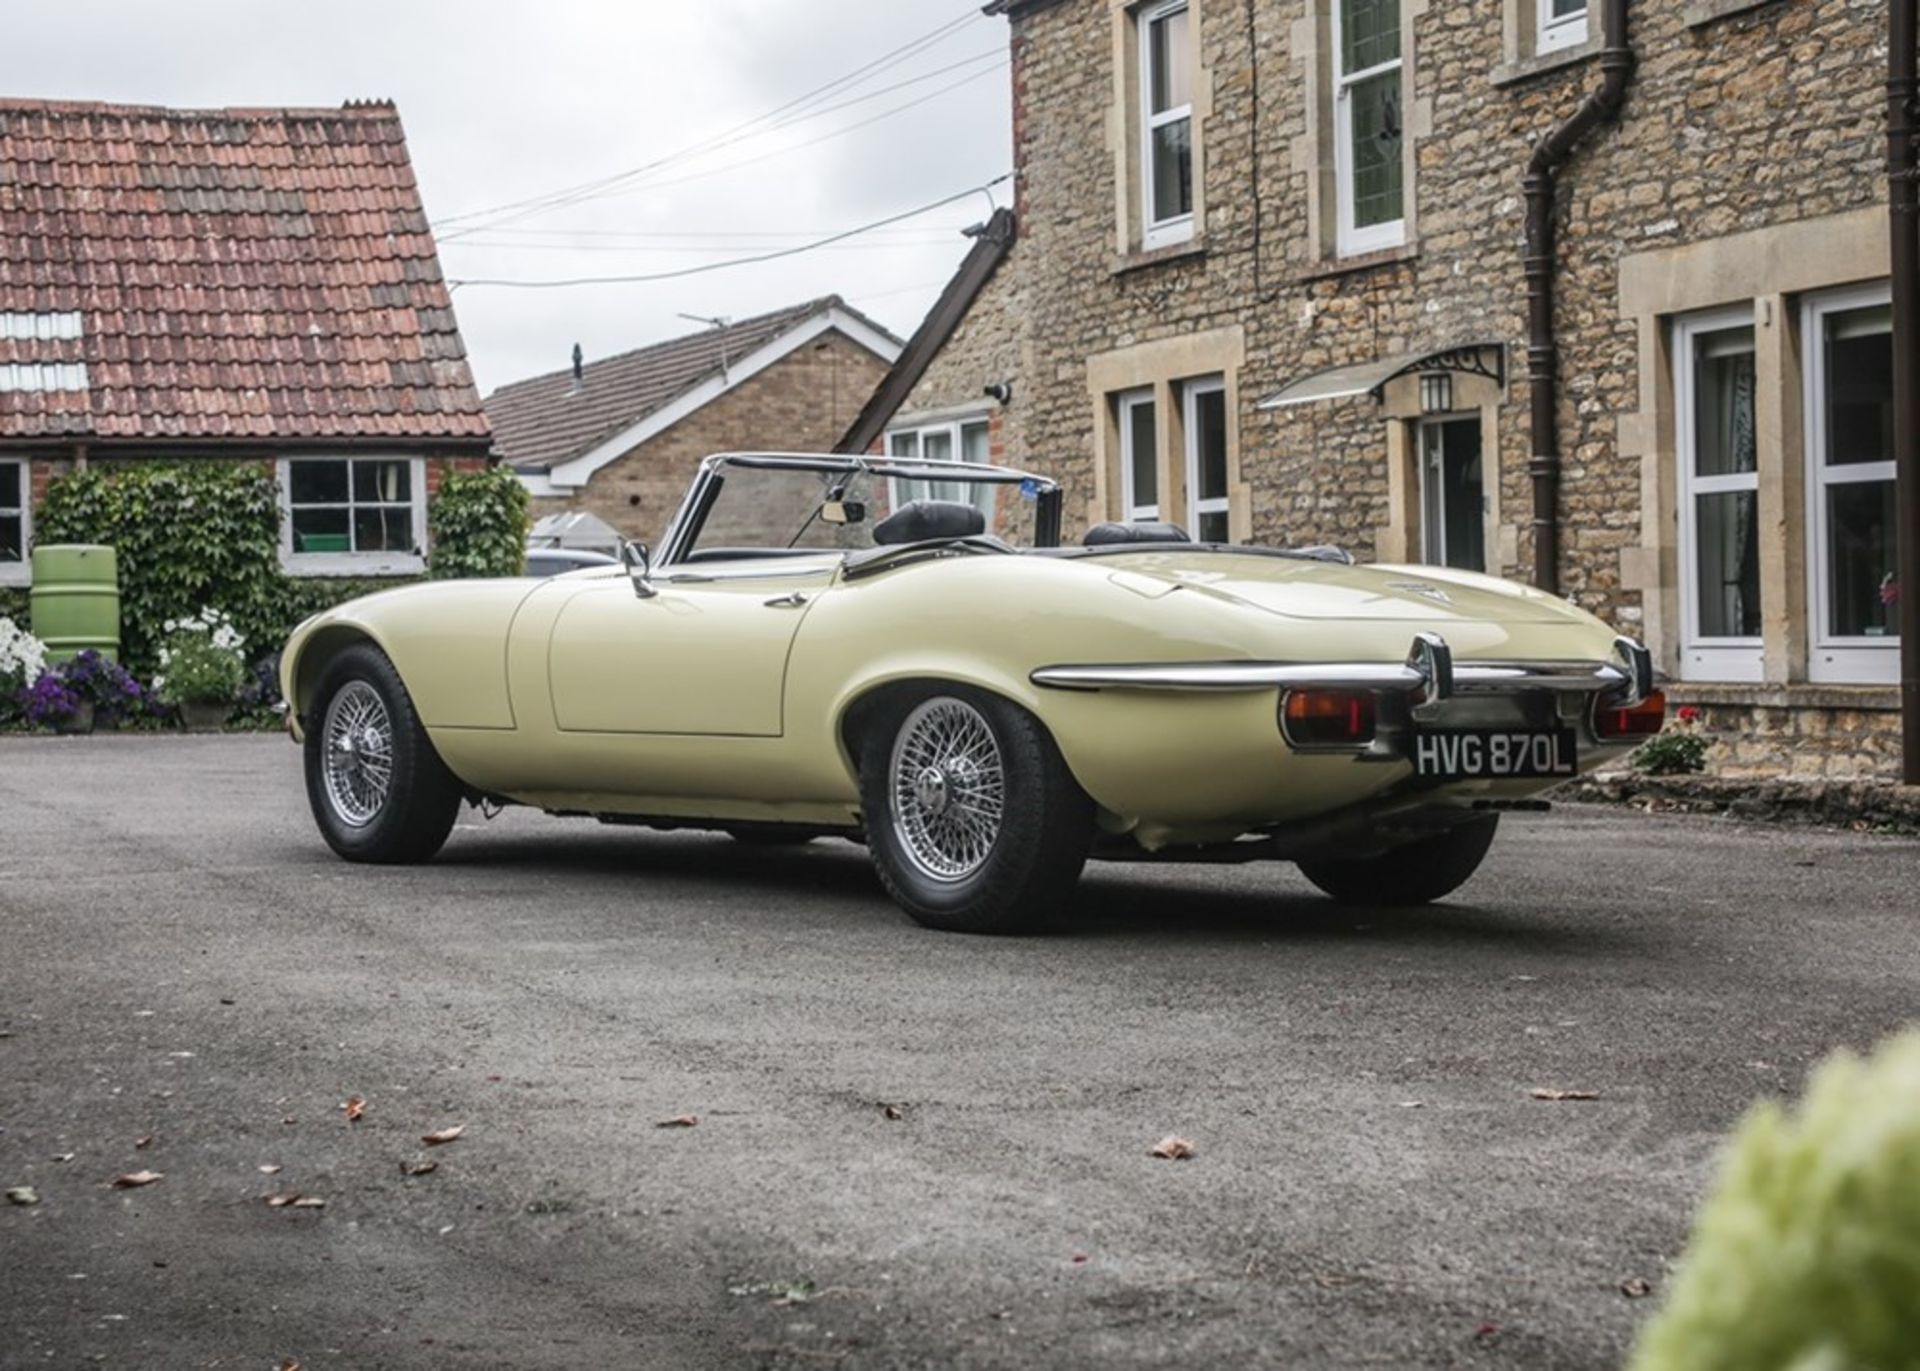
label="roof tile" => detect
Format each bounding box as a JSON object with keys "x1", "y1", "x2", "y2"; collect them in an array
[{"x1": 0, "y1": 97, "x2": 490, "y2": 445}]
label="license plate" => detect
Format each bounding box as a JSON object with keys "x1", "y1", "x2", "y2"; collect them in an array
[{"x1": 1412, "y1": 728, "x2": 1577, "y2": 781}]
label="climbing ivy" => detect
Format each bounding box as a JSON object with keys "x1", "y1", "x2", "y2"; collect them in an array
[{"x1": 429, "y1": 464, "x2": 529, "y2": 579}]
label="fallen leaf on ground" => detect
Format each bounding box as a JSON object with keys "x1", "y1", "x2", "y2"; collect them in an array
[
  {"x1": 1620, "y1": 1277, "x2": 1654, "y2": 1298},
  {"x1": 290, "y1": 1196, "x2": 326, "y2": 1209},
  {"x1": 257, "y1": 1164, "x2": 282, "y2": 1175},
  {"x1": 279, "y1": 1360, "x2": 301, "y2": 1371},
  {"x1": 1475, "y1": 1322, "x2": 1501, "y2": 1339},
  {"x1": 1149, "y1": 1135, "x2": 1196, "y2": 1160},
  {"x1": 134, "y1": 1135, "x2": 154, "y2": 1150},
  {"x1": 1070, "y1": 1253, "x2": 1089, "y2": 1265},
  {"x1": 342, "y1": 1096, "x2": 366, "y2": 1123},
  {"x1": 263, "y1": 1193, "x2": 303, "y2": 1207},
  {"x1": 406, "y1": 1160, "x2": 439, "y2": 1177},
  {"x1": 1530, "y1": 1088, "x2": 1600, "y2": 1102},
  {"x1": 51, "y1": 1153, "x2": 73, "y2": 1163},
  {"x1": 110, "y1": 1171, "x2": 163, "y2": 1188},
  {"x1": 421, "y1": 1125, "x2": 464, "y2": 1146},
  {"x1": 655, "y1": 1115, "x2": 699, "y2": 1129},
  {"x1": 880, "y1": 1104, "x2": 905, "y2": 1121},
  {"x1": 6, "y1": 1186, "x2": 39, "y2": 1205}
]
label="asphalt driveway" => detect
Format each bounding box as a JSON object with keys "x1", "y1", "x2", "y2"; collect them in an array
[{"x1": 1, "y1": 734, "x2": 1915, "y2": 1369}]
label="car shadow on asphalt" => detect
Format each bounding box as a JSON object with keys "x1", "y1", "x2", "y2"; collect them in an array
[{"x1": 429, "y1": 827, "x2": 1624, "y2": 953}]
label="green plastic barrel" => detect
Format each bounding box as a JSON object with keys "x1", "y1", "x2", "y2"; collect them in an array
[{"x1": 30, "y1": 544, "x2": 121, "y2": 664}]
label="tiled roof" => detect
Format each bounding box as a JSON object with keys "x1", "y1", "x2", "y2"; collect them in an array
[
  {"x1": 0, "y1": 98, "x2": 490, "y2": 446},
  {"x1": 485, "y1": 295, "x2": 898, "y2": 472}
]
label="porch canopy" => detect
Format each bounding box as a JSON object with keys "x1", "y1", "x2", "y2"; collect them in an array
[{"x1": 1255, "y1": 341, "x2": 1506, "y2": 410}]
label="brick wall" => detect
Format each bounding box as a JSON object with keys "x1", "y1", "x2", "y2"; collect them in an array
[{"x1": 559, "y1": 331, "x2": 893, "y2": 544}]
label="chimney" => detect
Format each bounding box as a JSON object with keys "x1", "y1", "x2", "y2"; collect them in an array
[{"x1": 568, "y1": 343, "x2": 585, "y2": 395}]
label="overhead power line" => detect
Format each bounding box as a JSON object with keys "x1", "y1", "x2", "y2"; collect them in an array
[
  {"x1": 447, "y1": 173, "x2": 1010, "y2": 290},
  {"x1": 434, "y1": 5, "x2": 989, "y2": 238}
]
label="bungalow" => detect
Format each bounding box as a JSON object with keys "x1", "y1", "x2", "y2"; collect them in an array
[{"x1": 488, "y1": 296, "x2": 900, "y2": 542}]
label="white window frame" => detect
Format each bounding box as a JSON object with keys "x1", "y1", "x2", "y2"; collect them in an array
[
  {"x1": 884, "y1": 416, "x2": 994, "y2": 518},
  {"x1": 1537, "y1": 0, "x2": 1589, "y2": 53},
  {"x1": 1803, "y1": 283, "x2": 1898, "y2": 685},
  {"x1": 1673, "y1": 305, "x2": 1765, "y2": 683},
  {"x1": 1117, "y1": 388, "x2": 1161, "y2": 522},
  {"x1": 1331, "y1": 0, "x2": 1405, "y2": 258},
  {"x1": 278, "y1": 455, "x2": 428, "y2": 577},
  {"x1": 1182, "y1": 376, "x2": 1230, "y2": 542},
  {"x1": 1138, "y1": 0, "x2": 1195, "y2": 252},
  {"x1": 0, "y1": 458, "x2": 29, "y2": 586}
]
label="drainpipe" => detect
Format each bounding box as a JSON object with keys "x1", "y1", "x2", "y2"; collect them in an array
[
  {"x1": 1523, "y1": 0, "x2": 1634, "y2": 594},
  {"x1": 1892, "y1": 0, "x2": 1920, "y2": 784}
]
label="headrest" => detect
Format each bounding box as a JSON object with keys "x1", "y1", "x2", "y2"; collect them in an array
[
  {"x1": 1083, "y1": 521, "x2": 1190, "y2": 547},
  {"x1": 872, "y1": 499, "x2": 986, "y2": 546}
]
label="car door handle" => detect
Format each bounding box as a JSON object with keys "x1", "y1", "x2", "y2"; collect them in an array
[{"x1": 763, "y1": 591, "x2": 811, "y2": 608}]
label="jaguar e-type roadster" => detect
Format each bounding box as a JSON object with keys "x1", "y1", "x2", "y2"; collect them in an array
[{"x1": 281, "y1": 453, "x2": 1663, "y2": 933}]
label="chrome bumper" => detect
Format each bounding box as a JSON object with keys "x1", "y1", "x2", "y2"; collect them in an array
[{"x1": 1031, "y1": 633, "x2": 1655, "y2": 708}]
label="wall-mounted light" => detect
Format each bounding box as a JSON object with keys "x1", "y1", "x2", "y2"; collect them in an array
[
  {"x1": 984, "y1": 381, "x2": 1013, "y2": 405},
  {"x1": 1419, "y1": 372, "x2": 1453, "y2": 415}
]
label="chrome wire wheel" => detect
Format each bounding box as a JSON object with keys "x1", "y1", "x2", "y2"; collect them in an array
[
  {"x1": 888, "y1": 696, "x2": 1006, "y2": 883},
  {"x1": 320, "y1": 680, "x2": 395, "y2": 830}
]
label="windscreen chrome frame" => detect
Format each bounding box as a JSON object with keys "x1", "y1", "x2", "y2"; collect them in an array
[{"x1": 655, "y1": 452, "x2": 1063, "y2": 570}]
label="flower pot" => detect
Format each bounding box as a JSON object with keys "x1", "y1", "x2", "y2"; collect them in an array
[
  {"x1": 179, "y1": 701, "x2": 232, "y2": 732},
  {"x1": 52, "y1": 701, "x2": 95, "y2": 736}
]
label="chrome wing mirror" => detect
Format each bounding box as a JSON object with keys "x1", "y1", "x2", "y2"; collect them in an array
[{"x1": 621, "y1": 540, "x2": 658, "y2": 599}]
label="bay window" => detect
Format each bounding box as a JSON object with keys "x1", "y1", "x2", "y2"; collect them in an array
[{"x1": 886, "y1": 418, "x2": 995, "y2": 518}]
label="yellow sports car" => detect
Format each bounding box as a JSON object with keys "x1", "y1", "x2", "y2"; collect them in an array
[{"x1": 281, "y1": 453, "x2": 1663, "y2": 933}]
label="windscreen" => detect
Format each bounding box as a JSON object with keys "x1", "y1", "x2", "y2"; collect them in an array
[{"x1": 682, "y1": 462, "x2": 1042, "y2": 562}]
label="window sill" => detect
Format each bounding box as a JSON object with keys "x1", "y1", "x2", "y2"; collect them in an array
[
  {"x1": 0, "y1": 564, "x2": 29, "y2": 588},
  {"x1": 1666, "y1": 681, "x2": 1902, "y2": 713},
  {"x1": 1111, "y1": 238, "x2": 1208, "y2": 278},
  {"x1": 1490, "y1": 34, "x2": 1602, "y2": 88},
  {"x1": 282, "y1": 553, "x2": 426, "y2": 579},
  {"x1": 1683, "y1": 0, "x2": 1784, "y2": 27},
  {"x1": 1295, "y1": 244, "x2": 1418, "y2": 284}
]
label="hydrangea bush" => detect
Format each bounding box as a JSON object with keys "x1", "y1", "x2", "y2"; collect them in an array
[
  {"x1": 1628, "y1": 1030, "x2": 1920, "y2": 1371},
  {"x1": 154, "y1": 609, "x2": 248, "y2": 707}
]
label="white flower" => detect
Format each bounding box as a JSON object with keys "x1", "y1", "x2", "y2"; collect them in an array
[{"x1": 163, "y1": 620, "x2": 178, "y2": 633}]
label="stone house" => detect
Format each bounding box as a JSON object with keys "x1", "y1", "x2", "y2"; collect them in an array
[
  {"x1": 490, "y1": 297, "x2": 900, "y2": 544},
  {"x1": 856, "y1": 0, "x2": 1904, "y2": 780},
  {"x1": 0, "y1": 98, "x2": 493, "y2": 588}
]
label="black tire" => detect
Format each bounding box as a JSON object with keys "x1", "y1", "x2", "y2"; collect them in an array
[
  {"x1": 1296, "y1": 814, "x2": 1500, "y2": 906},
  {"x1": 858, "y1": 685, "x2": 1093, "y2": 934},
  {"x1": 303, "y1": 643, "x2": 463, "y2": 864}
]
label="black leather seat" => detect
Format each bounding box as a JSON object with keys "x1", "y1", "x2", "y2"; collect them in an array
[
  {"x1": 872, "y1": 499, "x2": 986, "y2": 545},
  {"x1": 1083, "y1": 521, "x2": 1190, "y2": 547}
]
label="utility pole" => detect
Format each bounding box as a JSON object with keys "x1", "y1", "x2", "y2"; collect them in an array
[{"x1": 1892, "y1": 0, "x2": 1920, "y2": 784}]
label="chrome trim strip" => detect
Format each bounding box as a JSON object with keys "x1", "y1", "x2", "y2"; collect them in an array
[{"x1": 1031, "y1": 637, "x2": 1637, "y2": 697}]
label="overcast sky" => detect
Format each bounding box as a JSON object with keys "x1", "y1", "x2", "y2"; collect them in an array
[{"x1": 5, "y1": 1, "x2": 1012, "y2": 395}]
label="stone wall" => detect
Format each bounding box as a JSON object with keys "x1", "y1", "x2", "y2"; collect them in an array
[
  {"x1": 550, "y1": 331, "x2": 891, "y2": 545},
  {"x1": 892, "y1": 0, "x2": 1897, "y2": 779}
]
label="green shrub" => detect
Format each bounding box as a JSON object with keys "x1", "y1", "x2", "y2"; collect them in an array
[
  {"x1": 429, "y1": 465, "x2": 528, "y2": 579},
  {"x1": 1628, "y1": 1030, "x2": 1920, "y2": 1371},
  {"x1": 37, "y1": 464, "x2": 285, "y2": 678},
  {"x1": 1631, "y1": 732, "x2": 1710, "y2": 776}
]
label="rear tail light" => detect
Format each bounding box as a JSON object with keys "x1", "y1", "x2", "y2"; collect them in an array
[
  {"x1": 1594, "y1": 689, "x2": 1667, "y2": 741},
  {"x1": 1282, "y1": 689, "x2": 1377, "y2": 749}
]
